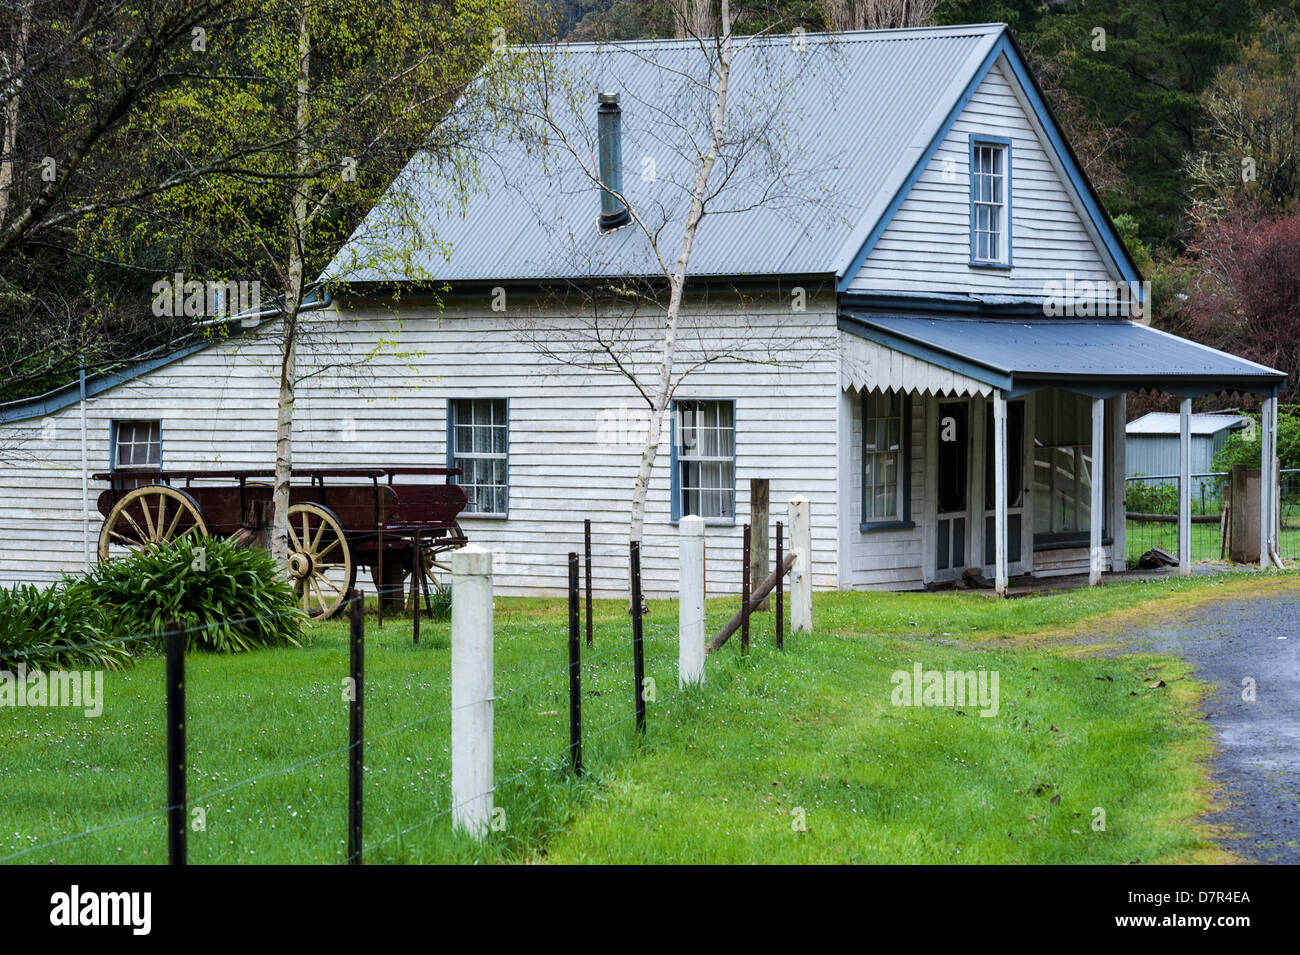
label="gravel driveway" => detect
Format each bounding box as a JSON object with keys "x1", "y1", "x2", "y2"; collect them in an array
[{"x1": 1123, "y1": 590, "x2": 1300, "y2": 863}]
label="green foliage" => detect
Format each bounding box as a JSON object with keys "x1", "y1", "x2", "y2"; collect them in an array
[
  {"x1": 429, "y1": 581, "x2": 453, "y2": 621},
  {"x1": 1125, "y1": 479, "x2": 1179, "y2": 515},
  {"x1": 1212, "y1": 406, "x2": 1300, "y2": 472},
  {"x1": 84, "y1": 537, "x2": 306, "y2": 653},
  {"x1": 0, "y1": 581, "x2": 131, "y2": 672}
]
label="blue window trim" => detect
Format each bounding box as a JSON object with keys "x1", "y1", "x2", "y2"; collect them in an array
[
  {"x1": 834, "y1": 32, "x2": 1143, "y2": 296},
  {"x1": 968, "y1": 134, "x2": 1013, "y2": 269},
  {"x1": 860, "y1": 392, "x2": 913, "y2": 533},
  {"x1": 446, "y1": 397, "x2": 510, "y2": 519},
  {"x1": 670, "y1": 398, "x2": 737, "y2": 526}
]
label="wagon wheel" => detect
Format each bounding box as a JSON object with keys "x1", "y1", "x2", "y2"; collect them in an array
[
  {"x1": 287, "y1": 502, "x2": 355, "y2": 620},
  {"x1": 97, "y1": 485, "x2": 208, "y2": 563},
  {"x1": 369, "y1": 538, "x2": 446, "y2": 613}
]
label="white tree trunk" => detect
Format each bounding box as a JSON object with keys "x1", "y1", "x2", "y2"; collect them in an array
[
  {"x1": 627, "y1": 3, "x2": 732, "y2": 547},
  {"x1": 270, "y1": 2, "x2": 312, "y2": 568}
]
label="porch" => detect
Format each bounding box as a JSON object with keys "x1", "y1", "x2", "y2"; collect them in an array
[{"x1": 838, "y1": 311, "x2": 1288, "y2": 596}]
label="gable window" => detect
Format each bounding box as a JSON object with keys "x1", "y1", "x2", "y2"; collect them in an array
[
  {"x1": 862, "y1": 391, "x2": 911, "y2": 528},
  {"x1": 448, "y1": 398, "x2": 509, "y2": 516},
  {"x1": 970, "y1": 137, "x2": 1011, "y2": 267},
  {"x1": 673, "y1": 399, "x2": 735, "y2": 523}
]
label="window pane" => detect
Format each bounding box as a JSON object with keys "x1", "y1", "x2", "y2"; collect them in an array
[
  {"x1": 451, "y1": 399, "x2": 508, "y2": 514},
  {"x1": 676, "y1": 400, "x2": 734, "y2": 520}
]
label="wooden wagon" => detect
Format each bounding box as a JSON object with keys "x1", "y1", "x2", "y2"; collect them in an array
[{"x1": 91, "y1": 467, "x2": 468, "y2": 619}]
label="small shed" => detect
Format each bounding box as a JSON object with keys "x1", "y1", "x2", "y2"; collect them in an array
[{"x1": 1125, "y1": 412, "x2": 1251, "y2": 477}]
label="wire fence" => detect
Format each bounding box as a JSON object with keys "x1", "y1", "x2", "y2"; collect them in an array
[
  {"x1": 1123, "y1": 469, "x2": 1300, "y2": 566},
  {"x1": 0, "y1": 571, "x2": 688, "y2": 866}
]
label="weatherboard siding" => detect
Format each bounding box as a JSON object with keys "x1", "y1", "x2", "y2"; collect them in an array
[
  {"x1": 0, "y1": 296, "x2": 843, "y2": 598},
  {"x1": 847, "y1": 58, "x2": 1116, "y2": 299}
]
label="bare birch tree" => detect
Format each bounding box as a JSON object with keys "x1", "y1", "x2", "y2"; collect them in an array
[{"x1": 502, "y1": 6, "x2": 843, "y2": 552}]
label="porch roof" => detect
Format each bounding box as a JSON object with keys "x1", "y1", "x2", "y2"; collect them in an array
[{"x1": 838, "y1": 312, "x2": 1287, "y2": 399}]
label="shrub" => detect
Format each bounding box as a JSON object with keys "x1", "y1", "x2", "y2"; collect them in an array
[
  {"x1": 1212, "y1": 406, "x2": 1300, "y2": 472},
  {"x1": 0, "y1": 580, "x2": 131, "y2": 671},
  {"x1": 1125, "y1": 479, "x2": 1179, "y2": 515},
  {"x1": 85, "y1": 537, "x2": 306, "y2": 652}
]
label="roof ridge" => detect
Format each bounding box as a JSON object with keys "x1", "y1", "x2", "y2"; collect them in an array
[{"x1": 510, "y1": 23, "x2": 1006, "y2": 53}]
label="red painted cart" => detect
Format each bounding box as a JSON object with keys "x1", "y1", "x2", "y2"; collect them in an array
[{"x1": 92, "y1": 467, "x2": 468, "y2": 619}]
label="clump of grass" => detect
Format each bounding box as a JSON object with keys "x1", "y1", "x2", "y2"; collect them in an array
[
  {"x1": 0, "y1": 581, "x2": 131, "y2": 671},
  {"x1": 84, "y1": 536, "x2": 306, "y2": 652}
]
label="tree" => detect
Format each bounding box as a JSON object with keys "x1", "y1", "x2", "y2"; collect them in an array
[
  {"x1": 1172, "y1": 200, "x2": 1300, "y2": 405},
  {"x1": 503, "y1": 4, "x2": 836, "y2": 554},
  {"x1": 50, "y1": 0, "x2": 519, "y2": 583},
  {"x1": 1184, "y1": 10, "x2": 1300, "y2": 213}
]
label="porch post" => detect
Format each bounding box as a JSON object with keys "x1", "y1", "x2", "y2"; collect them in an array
[
  {"x1": 1178, "y1": 398, "x2": 1192, "y2": 576},
  {"x1": 993, "y1": 390, "x2": 1008, "y2": 596},
  {"x1": 1260, "y1": 393, "x2": 1274, "y2": 570},
  {"x1": 1090, "y1": 397, "x2": 1105, "y2": 586}
]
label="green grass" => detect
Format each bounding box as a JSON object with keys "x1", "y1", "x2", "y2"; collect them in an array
[
  {"x1": 1123, "y1": 512, "x2": 1300, "y2": 566},
  {"x1": 5, "y1": 572, "x2": 1287, "y2": 864}
]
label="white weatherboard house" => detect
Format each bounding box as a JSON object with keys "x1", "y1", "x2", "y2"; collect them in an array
[{"x1": 0, "y1": 24, "x2": 1288, "y2": 598}]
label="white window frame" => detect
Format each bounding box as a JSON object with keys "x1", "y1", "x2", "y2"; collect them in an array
[
  {"x1": 113, "y1": 420, "x2": 161, "y2": 471},
  {"x1": 970, "y1": 138, "x2": 1011, "y2": 267}
]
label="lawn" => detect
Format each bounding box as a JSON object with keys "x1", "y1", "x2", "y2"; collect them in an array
[{"x1": 5, "y1": 572, "x2": 1292, "y2": 864}]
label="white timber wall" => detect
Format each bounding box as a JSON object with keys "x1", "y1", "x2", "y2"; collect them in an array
[
  {"x1": 847, "y1": 57, "x2": 1118, "y2": 298},
  {"x1": 0, "y1": 293, "x2": 842, "y2": 598}
]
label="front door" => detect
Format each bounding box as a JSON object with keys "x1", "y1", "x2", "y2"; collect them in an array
[{"x1": 934, "y1": 401, "x2": 970, "y2": 579}]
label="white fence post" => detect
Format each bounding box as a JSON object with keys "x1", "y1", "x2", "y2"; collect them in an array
[
  {"x1": 679, "y1": 515, "x2": 705, "y2": 687},
  {"x1": 789, "y1": 495, "x2": 812, "y2": 632},
  {"x1": 451, "y1": 545, "x2": 493, "y2": 838}
]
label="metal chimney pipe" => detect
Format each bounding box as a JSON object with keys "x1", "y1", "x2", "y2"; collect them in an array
[{"x1": 597, "y1": 93, "x2": 630, "y2": 231}]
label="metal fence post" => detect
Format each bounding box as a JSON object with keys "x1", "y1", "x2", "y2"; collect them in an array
[
  {"x1": 347, "y1": 591, "x2": 364, "y2": 864},
  {"x1": 775, "y1": 520, "x2": 784, "y2": 650},
  {"x1": 451, "y1": 546, "x2": 493, "y2": 838},
  {"x1": 165, "y1": 622, "x2": 186, "y2": 866},
  {"x1": 585, "y1": 519, "x2": 594, "y2": 647},
  {"x1": 630, "y1": 541, "x2": 646, "y2": 734},
  {"x1": 568, "y1": 553, "x2": 582, "y2": 775},
  {"x1": 741, "y1": 523, "x2": 751, "y2": 651}
]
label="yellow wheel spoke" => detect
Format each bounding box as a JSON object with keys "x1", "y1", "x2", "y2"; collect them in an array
[
  {"x1": 310, "y1": 517, "x2": 328, "y2": 553},
  {"x1": 163, "y1": 506, "x2": 185, "y2": 541},
  {"x1": 316, "y1": 537, "x2": 340, "y2": 561},
  {"x1": 140, "y1": 496, "x2": 157, "y2": 540},
  {"x1": 156, "y1": 495, "x2": 167, "y2": 541},
  {"x1": 121, "y1": 510, "x2": 147, "y2": 542}
]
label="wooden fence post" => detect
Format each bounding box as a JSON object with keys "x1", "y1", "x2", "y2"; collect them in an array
[
  {"x1": 750, "y1": 478, "x2": 769, "y2": 611},
  {"x1": 451, "y1": 545, "x2": 493, "y2": 838},
  {"x1": 789, "y1": 495, "x2": 812, "y2": 633},
  {"x1": 679, "y1": 516, "x2": 705, "y2": 687}
]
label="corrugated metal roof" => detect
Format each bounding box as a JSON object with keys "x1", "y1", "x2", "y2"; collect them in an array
[
  {"x1": 839, "y1": 312, "x2": 1287, "y2": 398},
  {"x1": 1126, "y1": 412, "x2": 1249, "y2": 436},
  {"x1": 323, "y1": 25, "x2": 1003, "y2": 284}
]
